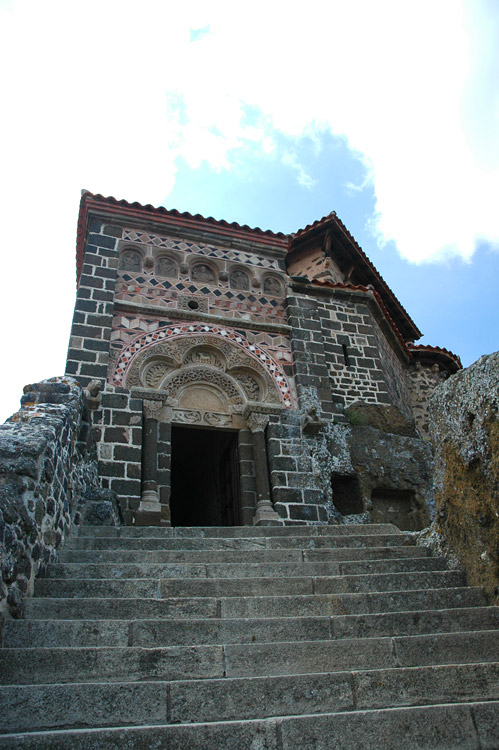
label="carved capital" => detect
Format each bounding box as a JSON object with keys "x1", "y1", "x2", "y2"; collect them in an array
[
  {"x1": 143, "y1": 399, "x2": 164, "y2": 420},
  {"x1": 247, "y1": 412, "x2": 269, "y2": 433}
]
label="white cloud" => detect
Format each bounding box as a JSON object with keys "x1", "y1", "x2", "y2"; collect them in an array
[{"x1": 0, "y1": 0, "x2": 498, "y2": 420}]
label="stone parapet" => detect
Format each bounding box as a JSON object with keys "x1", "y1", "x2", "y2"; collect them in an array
[{"x1": 0, "y1": 377, "x2": 100, "y2": 619}]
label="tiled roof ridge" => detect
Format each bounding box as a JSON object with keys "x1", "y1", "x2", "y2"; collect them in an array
[
  {"x1": 292, "y1": 212, "x2": 337, "y2": 237},
  {"x1": 80, "y1": 191, "x2": 290, "y2": 240},
  {"x1": 334, "y1": 216, "x2": 420, "y2": 338},
  {"x1": 293, "y1": 212, "x2": 422, "y2": 340},
  {"x1": 409, "y1": 343, "x2": 462, "y2": 368}
]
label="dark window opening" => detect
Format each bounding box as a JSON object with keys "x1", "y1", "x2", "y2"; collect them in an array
[
  {"x1": 342, "y1": 344, "x2": 351, "y2": 367},
  {"x1": 170, "y1": 425, "x2": 241, "y2": 526},
  {"x1": 331, "y1": 474, "x2": 363, "y2": 515}
]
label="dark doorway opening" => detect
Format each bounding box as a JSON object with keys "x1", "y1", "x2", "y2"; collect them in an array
[
  {"x1": 331, "y1": 474, "x2": 363, "y2": 515},
  {"x1": 170, "y1": 425, "x2": 241, "y2": 526}
]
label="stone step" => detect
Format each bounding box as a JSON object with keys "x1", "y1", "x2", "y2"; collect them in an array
[
  {"x1": 25, "y1": 586, "x2": 486, "y2": 620},
  {"x1": 2, "y1": 631, "x2": 498, "y2": 686},
  {"x1": 44, "y1": 556, "x2": 447, "y2": 580},
  {"x1": 33, "y1": 570, "x2": 466, "y2": 599},
  {"x1": 35, "y1": 570, "x2": 465, "y2": 599},
  {"x1": 1, "y1": 664, "x2": 498, "y2": 734},
  {"x1": 57, "y1": 544, "x2": 432, "y2": 564},
  {"x1": 64, "y1": 532, "x2": 416, "y2": 551},
  {"x1": 5, "y1": 607, "x2": 499, "y2": 649},
  {"x1": 2, "y1": 701, "x2": 497, "y2": 749},
  {"x1": 58, "y1": 544, "x2": 431, "y2": 564},
  {"x1": 77, "y1": 523, "x2": 402, "y2": 538}
]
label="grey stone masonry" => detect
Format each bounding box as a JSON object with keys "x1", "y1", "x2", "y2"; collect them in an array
[
  {"x1": 267, "y1": 412, "x2": 329, "y2": 524},
  {"x1": 318, "y1": 291, "x2": 398, "y2": 406},
  {"x1": 65, "y1": 221, "x2": 121, "y2": 388},
  {"x1": 285, "y1": 291, "x2": 339, "y2": 420},
  {"x1": 91, "y1": 389, "x2": 143, "y2": 523}
]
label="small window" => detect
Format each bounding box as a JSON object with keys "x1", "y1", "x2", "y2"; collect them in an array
[
  {"x1": 119, "y1": 250, "x2": 141, "y2": 272},
  {"x1": 229, "y1": 269, "x2": 250, "y2": 290}
]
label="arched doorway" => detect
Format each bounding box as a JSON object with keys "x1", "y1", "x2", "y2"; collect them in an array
[{"x1": 121, "y1": 329, "x2": 289, "y2": 526}]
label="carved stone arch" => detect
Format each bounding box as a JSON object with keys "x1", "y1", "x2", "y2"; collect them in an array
[
  {"x1": 163, "y1": 366, "x2": 246, "y2": 411},
  {"x1": 229, "y1": 367, "x2": 264, "y2": 401},
  {"x1": 113, "y1": 323, "x2": 294, "y2": 408},
  {"x1": 140, "y1": 357, "x2": 177, "y2": 390},
  {"x1": 124, "y1": 342, "x2": 181, "y2": 389},
  {"x1": 181, "y1": 342, "x2": 227, "y2": 371}
]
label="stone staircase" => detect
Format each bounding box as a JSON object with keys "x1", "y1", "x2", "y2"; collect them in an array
[{"x1": 1, "y1": 523, "x2": 498, "y2": 748}]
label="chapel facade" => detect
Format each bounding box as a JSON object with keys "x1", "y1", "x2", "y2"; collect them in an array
[{"x1": 66, "y1": 191, "x2": 461, "y2": 528}]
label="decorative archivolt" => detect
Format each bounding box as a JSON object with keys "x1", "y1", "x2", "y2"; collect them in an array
[{"x1": 124, "y1": 333, "x2": 281, "y2": 409}]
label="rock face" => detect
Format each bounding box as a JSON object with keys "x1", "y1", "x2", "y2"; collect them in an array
[{"x1": 429, "y1": 351, "x2": 499, "y2": 601}]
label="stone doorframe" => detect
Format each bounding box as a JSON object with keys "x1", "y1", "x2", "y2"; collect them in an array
[
  {"x1": 134, "y1": 398, "x2": 282, "y2": 527},
  {"x1": 121, "y1": 331, "x2": 290, "y2": 527}
]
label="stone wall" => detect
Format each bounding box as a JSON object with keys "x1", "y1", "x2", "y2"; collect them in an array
[
  {"x1": 429, "y1": 351, "x2": 499, "y2": 601},
  {"x1": 408, "y1": 362, "x2": 448, "y2": 437},
  {"x1": 66, "y1": 221, "x2": 120, "y2": 388},
  {"x1": 370, "y1": 316, "x2": 413, "y2": 421},
  {"x1": 91, "y1": 387, "x2": 143, "y2": 524},
  {"x1": 0, "y1": 378, "x2": 99, "y2": 619}
]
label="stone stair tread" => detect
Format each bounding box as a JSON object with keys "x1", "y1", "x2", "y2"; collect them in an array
[
  {"x1": 44, "y1": 556, "x2": 448, "y2": 579},
  {"x1": 64, "y1": 532, "x2": 416, "y2": 551},
  {"x1": 3, "y1": 607, "x2": 499, "y2": 648},
  {"x1": 4, "y1": 606, "x2": 499, "y2": 649},
  {"x1": 2, "y1": 630, "x2": 498, "y2": 685},
  {"x1": 76, "y1": 523, "x2": 404, "y2": 538},
  {"x1": 1, "y1": 700, "x2": 497, "y2": 749},
  {"x1": 1, "y1": 664, "x2": 498, "y2": 733},
  {"x1": 34, "y1": 570, "x2": 466, "y2": 599},
  {"x1": 58, "y1": 544, "x2": 431, "y2": 563},
  {"x1": 24, "y1": 586, "x2": 487, "y2": 620}
]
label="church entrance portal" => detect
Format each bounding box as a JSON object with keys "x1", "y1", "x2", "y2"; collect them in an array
[{"x1": 170, "y1": 425, "x2": 241, "y2": 526}]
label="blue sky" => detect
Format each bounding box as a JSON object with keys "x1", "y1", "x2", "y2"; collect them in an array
[
  {"x1": 168, "y1": 130, "x2": 499, "y2": 367},
  {"x1": 0, "y1": 0, "x2": 498, "y2": 422}
]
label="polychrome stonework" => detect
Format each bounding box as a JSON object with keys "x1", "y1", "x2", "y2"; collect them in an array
[{"x1": 66, "y1": 192, "x2": 461, "y2": 527}]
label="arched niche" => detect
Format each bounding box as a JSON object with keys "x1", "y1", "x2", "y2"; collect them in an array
[{"x1": 119, "y1": 248, "x2": 143, "y2": 272}]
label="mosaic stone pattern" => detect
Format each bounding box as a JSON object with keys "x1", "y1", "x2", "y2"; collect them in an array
[
  {"x1": 111, "y1": 321, "x2": 295, "y2": 408},
  {"x1": 110, "y1": 316, "x2": 293, "y2": 367},
  {"x1": 115, "y1": 270, "x2": 286, "y2": 323},
  {"x1": 123, "y1": 228, "x2": 284, "y2": 270}
]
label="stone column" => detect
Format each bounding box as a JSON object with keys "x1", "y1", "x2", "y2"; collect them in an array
[
  {"x1": 247, "y1": 413, "x2": 281, "y2": 526},
  {"x1": 135, "y1": 400, "x2": 162, "y2": 526}
]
